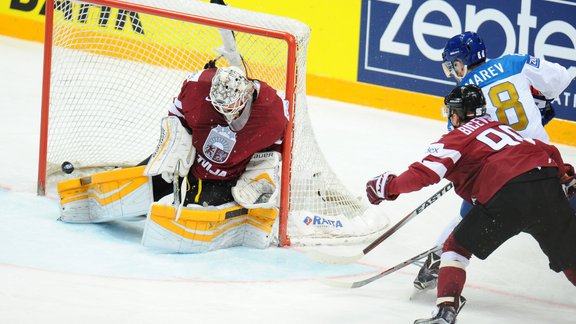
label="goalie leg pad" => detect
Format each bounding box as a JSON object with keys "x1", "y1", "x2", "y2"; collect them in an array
[
  {"x1": 141, "y1": 204, "x2": 280, "y2": 252},
  {"x1": 243, "y1": 208, "x2": 279, "y2": 249},
  {"x1": 142, "y1": 202, "x2": 251, "y2": 253},
  {"x1": 57, "y1": 166, "x2": 153, "y2": 223}
]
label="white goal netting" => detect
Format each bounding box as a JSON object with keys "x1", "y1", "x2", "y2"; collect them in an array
[{"x1": 39, "y1": 0, "x2": 389, "y2": 246}]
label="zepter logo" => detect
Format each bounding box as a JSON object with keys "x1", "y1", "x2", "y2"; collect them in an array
[{"x1": 358, "y1": 0, "x2": 576, "y2": 120}]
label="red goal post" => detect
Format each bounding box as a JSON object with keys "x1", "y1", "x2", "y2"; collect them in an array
[{"x1": 38, "y1": 0, "x2": 389, "y2": 246}]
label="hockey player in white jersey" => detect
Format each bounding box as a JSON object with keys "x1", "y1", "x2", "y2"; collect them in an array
[
  {"x1": 442, "y1": 31, "x2": 572, "y2": 142},
  {"x1": 413, "y1": 31, "x2": 575, "y2": 303}
]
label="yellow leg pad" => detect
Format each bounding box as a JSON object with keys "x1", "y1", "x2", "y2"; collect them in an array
[
  {"x1": 247, "y1": 208, "x2": 279, "y2": 234},
  {"x1": 58, "y1": 166, "x2": 148, "y2": 205},
  {"x1": 143, "y1": 204, "x2": 278, "y2": 252},
  {"x1": 145, "y1": 203, "x2": 249, "y2": 247},
  {"x1": 150, "y1": 203, "x2": 249, "y2": 223},
  {"x1": 57, "y1": 166, "x2": 153, "y2": 223}
]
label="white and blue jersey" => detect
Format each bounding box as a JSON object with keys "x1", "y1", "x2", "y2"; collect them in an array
[
  {"x1": 459, "y1": 54, "x2": 572, "y2": 143},
  {"x1": 455, "y1": 54, "x2": 571, "y2": 218}
]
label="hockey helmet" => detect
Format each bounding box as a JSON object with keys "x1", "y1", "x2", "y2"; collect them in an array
[
  {"x1": 444, "y1": 84, "x2": 486, "y2": 123},
  {"x1": 442, "y1": 31, "x2": 486, "y2": 78},
  {"x1": 209, "y1": 66, "x2": 254, "y2": 122}
]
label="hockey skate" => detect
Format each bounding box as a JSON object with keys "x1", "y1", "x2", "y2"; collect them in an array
[
  {"x1": 413, "y1": 296, "x2": 466, "y2": 324},
  {"x1": 413, "y1": 252, "x2": 441, "y2": 291}
]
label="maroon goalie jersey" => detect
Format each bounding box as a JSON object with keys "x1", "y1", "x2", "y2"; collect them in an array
[
  {"x1": 388, "y1": 116, "x2": 565, "y2": 204},
  {"x1": 169, "y1": 69, "x2": 289, "y2": 181}
]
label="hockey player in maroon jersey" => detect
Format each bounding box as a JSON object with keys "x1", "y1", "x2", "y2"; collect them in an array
[
  {"x1": 366, "y1": 85, "x2": 576, "y2": 324},
  {"x1": 138, "y1": 65, "x2": 290, "y2": 252},
  {"x1": 413, "y1": 31, "x2": 575, "y2": 296},
  {"x1": 146, "y1": 66, "x2": 289, "y2": 206},
  {"x1": 57, "y1": 65, "x2": 290, "y2": 253}
]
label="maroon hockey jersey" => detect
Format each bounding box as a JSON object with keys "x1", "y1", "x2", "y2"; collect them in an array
[
  {"x1": 169, "y1": 69, "x2": 289, "y2": 181},
  {"x1": 388, "y1": 116, "x2": 565, "y2": 204}
]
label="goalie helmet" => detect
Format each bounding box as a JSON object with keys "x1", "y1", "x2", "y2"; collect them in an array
[
  {"x1": 444, "y1": 84, "x2": 486, "y2": 124},
  {"x1": 442, "y1": 31, "x2": 486, "y2": 78},
  {"x1": 209, "y1": 66, "x2": 254, "y2": 122}
]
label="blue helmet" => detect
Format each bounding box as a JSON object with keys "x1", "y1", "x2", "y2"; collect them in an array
[{"x1": 442, "y1": 31, "x2": 486, "y2": 78}]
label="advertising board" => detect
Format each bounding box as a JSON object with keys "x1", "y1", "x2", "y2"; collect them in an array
[{"x1": 359, "y1": 0, "x2": 576, "y2": 121}]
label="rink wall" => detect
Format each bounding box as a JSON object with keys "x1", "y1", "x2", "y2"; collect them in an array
[{"x1": 1, "y1": 0, "x2": 575, "y2": 145}]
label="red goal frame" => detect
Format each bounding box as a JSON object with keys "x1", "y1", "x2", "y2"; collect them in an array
[{"x1": 37, "y1": 0, "x2": 298, "y2": 246}]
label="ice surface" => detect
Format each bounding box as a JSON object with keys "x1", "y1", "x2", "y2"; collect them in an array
[{"x1": 1, "y1": 35, "x2": 575, "y2": 324}]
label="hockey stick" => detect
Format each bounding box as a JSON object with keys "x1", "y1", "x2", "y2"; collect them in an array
[
  {"x1": 173, "y1": 162, "x2": 181, "y2": 208},
  {"x1": 320, "y1": 245, "x2": 443, "y2": 289},
  {"x1": 208, "y1": 0, "x2": 252, "y2": 75},
  {"x1": 306, "y1": 182, "x2": 453, "y2": 264},
  {"x1": 172, "y1": 162, "x2": 187, "y2": 221}
]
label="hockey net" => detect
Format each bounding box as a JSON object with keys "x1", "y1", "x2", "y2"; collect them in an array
[{"x1": 38, "y1": 0, "x2": 389, "y2": 246}]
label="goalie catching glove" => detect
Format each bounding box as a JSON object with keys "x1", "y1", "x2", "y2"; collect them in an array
[
  {"x1": 232, "y1": 151, "x2": 281, "y2": 209},
  {"x1": 144, "y1": 116, "x2": 195, "y2": 183},
  {"x1": 366, "y1": 172, "x2": 399, "y2": 204}
]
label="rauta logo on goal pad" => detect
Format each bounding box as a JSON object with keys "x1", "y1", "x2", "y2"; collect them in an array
[
  {"x1": 303, "y1": 215, "x2": 343, "y2": 228},
  {"x1": 358, "y1": 0, "x2": 576, "y2": 122}
]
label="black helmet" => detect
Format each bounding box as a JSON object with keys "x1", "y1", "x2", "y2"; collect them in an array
[{"x1": 444, "y1": 84, "x2": 486, "y2": 123}]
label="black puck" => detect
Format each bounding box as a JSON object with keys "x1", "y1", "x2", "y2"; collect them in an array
[{"x1": 61, "y1": 161, "x2": 74, "y2": 174}]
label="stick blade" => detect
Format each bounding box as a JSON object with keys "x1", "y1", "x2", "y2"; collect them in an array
[{"x1": 305, "y1": 249, "x2": 364, "y2": 265}]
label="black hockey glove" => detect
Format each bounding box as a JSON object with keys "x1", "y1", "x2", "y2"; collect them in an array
[{"x1": 204, "y1": 59, "x2": 218, "y2": 69}]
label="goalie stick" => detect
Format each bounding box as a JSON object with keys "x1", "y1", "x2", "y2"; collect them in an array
[
  {"x1": 206, "y1": 0, "x2": 251, "y2": 75},
  {"x1": 172, "y1": 162, "x2": 188, "y2": 221},
  {"x1": 320, "y1": 245, "x2": 443, "y2": 289},
  {"x1": 306, "y1": 182, "x2": 453, "y2": 264},
  {"x1": 173, "y1": 162, "x2": 181, "y2": 208}
]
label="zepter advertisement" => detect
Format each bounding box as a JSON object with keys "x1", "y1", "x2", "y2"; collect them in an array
[{"x1": 359, "y1": 0, "x2": 576, "y2": 122}]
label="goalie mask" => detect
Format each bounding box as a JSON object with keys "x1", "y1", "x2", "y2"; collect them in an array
[
  {"x1": 442, "y1": 31, "x2": 486, "y2": 79},
  {"x1": 444, "y1": 84, "x2": 486, "y2": 125},
  {"x1": 209, "y1": 66, "x2": 254, "y2": 123}
]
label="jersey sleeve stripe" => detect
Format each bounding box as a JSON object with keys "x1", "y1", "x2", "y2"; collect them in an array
[
  {"x1": 427, "y1": 145, "x2": 462, "y2": 164},
  {"x1": 421, "y1": 160, "x2": 448, "y2": 178}
]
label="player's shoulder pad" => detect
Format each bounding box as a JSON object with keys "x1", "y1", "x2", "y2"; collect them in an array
[
  {"x1": 255, "y1": 81, "x2": 290, "y2": 122},
  {"x1": 525, "y1": 55, "x2": 541, "y2": 68},
  {"x1": 503, "y1": 53, "x2": 540, "y2": 69},
  {"x1": 495, "y1": 53, "x2": 534, "y2": 73}
]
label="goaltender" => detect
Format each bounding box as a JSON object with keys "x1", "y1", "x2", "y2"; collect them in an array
[{"x1": 57, "y1": 58, "x2": 290, "y2": 253}]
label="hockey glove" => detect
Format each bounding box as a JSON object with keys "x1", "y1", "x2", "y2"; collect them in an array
[
  {"x1": 561, "y1": 163, "x2": 576, "y2": 199},
  {"x1": 204, "y1": 59, "x2": 217, "y2": 69},
  {"x1": 366, "y1": 172, "x2": 399, "y2": 204},
  {"x1": 531, "y1": 86, "x2": 556, "y2": 126},
  {"x1": 232, "y1": 151, "x2": 281, "y2": 209}
]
